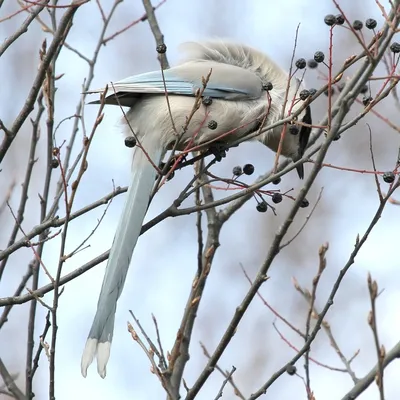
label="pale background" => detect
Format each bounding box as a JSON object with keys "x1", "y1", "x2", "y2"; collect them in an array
[{"x1": 0, "y1": 0, "x2": 399, "y2": 399}]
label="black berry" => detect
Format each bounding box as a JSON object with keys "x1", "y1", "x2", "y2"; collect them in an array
[
  {"x1": 308, "y1": 88, "x2": 317, "y2": 96},
  {"x1": 272, "y1": 177, "x2": 281, "y2": 185},
  {"x1": 243, "y1": 163, "x2": 255, "y2": 175},
  {"x1": 365, "y1": 18, "x2": 377, "y2": 29},
  {"x1": 156, "y1": 43, "x2": 167, "y2": 53},
  {"x1": 353, "y1": 20, "x2": 363, "y2": 30},
  {"x1": 263, "y1": 82, "x2": 273, "y2": 91},
  {"x1": 335, "y1": 14, "x2": 345, "y2": 25},
  {"x1": 300, "y1": 198, "x2": 310, "y2": 208},
  {"x1": 390, "y1": 42, "x2": 400, "y2": 53},
  {"x1": 333, "y1": 134, "x2": 341, "y2": 141},
  {"x1": 272, "y1": 193, "x2": 283, "y2": 204},
  {"x1": 232, "y1": 166, "x2": 242, "y2": 176},
  {"x1": 289, "y1": 124, "x2": 299, "y2": 135},
  {"x1": 51, "y1": 158, "x2": 59, "y2": 168},
  {"x1": 286, "y1": 364, "x2": 297, "y2": 376},
  {"x1": 362, "y1": 96, "x2": 373, "y2": 106},
  {"x1": 314, "y1": 51, "x2": 325, "y2": 63},
  {"x1": 383, "y1": 171, "x2": 395, "y2": 183},
  {"x1": 202, "y1": 96, "x2": 213, "y2": 106},
  {"x1": 256, "y1": 201, "x2": 268, "y2": 213},
  {"x1": 299, "y1": 89, "x2": 310, "y2": 100},
  {"x1": 324, "y1": 14, "x2": 336, "y2": 26},
  {"x1": 208, "y1": 120, "x2": 218, "y2": 130},
  {"x1": 295, "y1": 58, "x2": 307, "y2": 69},
  {"x1": 124, "y1": 136, "x2": 137, "y2": 148}
]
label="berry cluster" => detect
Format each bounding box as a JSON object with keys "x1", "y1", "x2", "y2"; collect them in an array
[
  {"x1": 231, "y1": 165, "x2": 310, "y2": 213},
  {"x1": 232, "y1": 163, "x2": 255, "y2": 177},
  {"x1": 323, "y1": 14, "x2": 378, "y2": 30},
  {"x1": 294, "y1": 13, "x2": 400, "y2": 106}
]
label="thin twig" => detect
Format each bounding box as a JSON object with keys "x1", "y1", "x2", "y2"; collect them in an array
[
  {"x1": 0, "y1": 0, "x2": 86, "y2": 163},
  {"x1": 213, "y1": 366, "x2": 237, "y2": 400},
  {"x1": 0, "y1": 0, "x2": 50, "y2": 57},
  {"x1": 367, "y1": 273, "x2": 385, "y2": 399},
  {"x1": 0, "y1": 358, "x2": 25, "y2": 400},
  {"x1": 200, "y1": 343, "x2": 246, "y2": 400},
  {"x1": 129, "y1": 311, "x2": 165, "y2": 370},
  {"x1": 127, "y1": 321, "x2": 175, "y2": 398},
  {"x1": 341, "y1": 341, "x2": 400, "y2": 400}
]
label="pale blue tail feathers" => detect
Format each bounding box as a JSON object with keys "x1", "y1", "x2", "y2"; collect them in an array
[{"x1": 81, "y1": 137, "x2": 162, "y2": 378}]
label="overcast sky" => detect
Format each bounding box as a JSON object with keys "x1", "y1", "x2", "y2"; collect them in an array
[{"x1": 1, "y1": 1, "x2": 399, "y2": 399}]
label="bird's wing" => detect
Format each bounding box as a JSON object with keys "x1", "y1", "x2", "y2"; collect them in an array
[{"x1": 87, "y1": 61, "x2": 264, "y2": 106}]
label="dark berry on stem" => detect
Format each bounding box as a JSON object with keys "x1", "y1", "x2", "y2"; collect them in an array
[
  {"x1": 299, "y1": 89, "x2": 310, "y2": 100},
  {"x1": 295, "y1": 58, "x2": 307, "y2": 69},
  {"x1": 232, "y1": 166, "x2": 242, "y2": 176},
  {"x1": 362, "y1": 96, "x2": 373, "y2": 106},
  {"x1": 272, "y1": 177, "x2": 281, "y2": 185},
  {"x1": 156, "y1": 43, "x2": 167, "y2": 53},
  {"x1": 286, "y1": 364, "x2": 297, "y2": 376},
  {"x1": 309, "y1": 88, "x2": 317, "y2": 96},
  {"x1": 390, "y1": 42, "x2": 400, "y2": 53},
  {"x1": 272, "y1": 193, "x2": 283, "y2": 204},
  {"x1": 353, "y1": 20, "x2": 363, "y2": 30},
  {"x1": 383, "y1": 171, "x2": 395, "y2": 183},
  {"x1": 243, "y1": 163, "x2": 255, "y2": 175},
  {"x1": 256, "y1": 201, "x2": 268, "y2": 213},
  {"x1": 208, "y1": 120, "x2": 218, "y2": 130},
  {"x1": 300, "y1": 198, "x2": 310, "y2": 208},
  {"x1": 366, "y1": 18, "x2": 377, "y2": 29},
  {"x1": 202, "y1": 96, "x2": 213, "y2": 106},
  {"x1": 51, "y1": 158, "x2": 59, "y2": 168},
  {"x1": 335, "y1": 14, "x2": 345, "y2": 25},
  {"x1": 263, "y1": 82, "x2": 273, "y2": 91},
  {"x1": 314, "y1": 51, "x2": 325, "y2": 63},
  {"x1": 360, "y1": 85, "x2": 368, "y2": 94},
  {"x1": 289, "y1": 124, "x2": 299, "y2": 135},
  {"x1": 125, "y1": 136, "x2": 137, "y2": 148},
  {"x1": 324, "y1": 14, "x2": 336, "y2": 26}
]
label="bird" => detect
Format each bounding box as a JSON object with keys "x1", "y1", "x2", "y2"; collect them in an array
[{"x1": 81, "y1": 40, "x2": 312, "y2": 378}]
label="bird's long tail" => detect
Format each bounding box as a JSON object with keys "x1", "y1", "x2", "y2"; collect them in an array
[{"x1": 81, "y1": 135, "x2": 163, "y2": 378}]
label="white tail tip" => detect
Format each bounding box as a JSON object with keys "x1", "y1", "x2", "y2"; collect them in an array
[
  {"x1": 81, "y1": 339, "x2": 111, "y2": 378},
  {"x1": 96, "y1": 342, "x2": 111, "y2": 378},
  {"x1": 81, "y1": 338, "x2": 98, "y2": 378}
]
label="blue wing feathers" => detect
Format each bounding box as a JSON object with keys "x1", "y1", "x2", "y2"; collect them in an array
[{"x1": 113, "y1": 64, "x2": 262, "y2": 100}]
